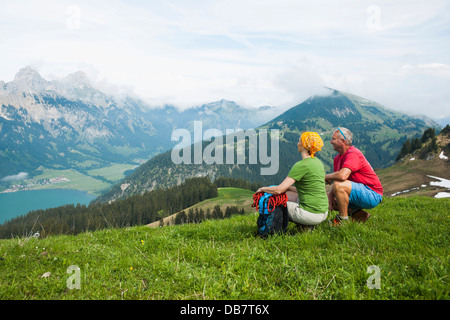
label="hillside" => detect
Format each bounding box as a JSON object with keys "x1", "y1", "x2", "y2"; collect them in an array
[
  {"x1": 377, "y1": 127, "x2": 450, "y2": 198},
  {"x1": 96, "y1": 88, "x2": 438, "y2": 203},
  {"x1": 0, "y1": 195, "x2": 448, "y2": 300},
  {"x1": 146, "y1": 187, "x2": 254, "y2": 227}
]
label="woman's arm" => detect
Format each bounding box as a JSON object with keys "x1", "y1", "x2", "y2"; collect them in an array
[{"x1": 256, "y1": 176, "x2": 296, "y2": 195}]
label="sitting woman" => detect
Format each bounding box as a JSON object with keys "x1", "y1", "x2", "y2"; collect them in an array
[{"x1": 256, "y1": 132, "x2": 329, "y2": 229}]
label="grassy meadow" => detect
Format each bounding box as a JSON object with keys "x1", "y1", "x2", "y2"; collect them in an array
[
  {"x1": 0, "y1": 189, "x2": 448, "y2": 300},
  {"x1": 23, "y1": 164, "x2": 137, "y2": 195}
]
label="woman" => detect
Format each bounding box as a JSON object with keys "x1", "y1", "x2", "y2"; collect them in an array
[{"x1": 256, "y1": 132, "x2": 329, "y2": 228}]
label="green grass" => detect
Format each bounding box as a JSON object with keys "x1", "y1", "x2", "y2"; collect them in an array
[
  {"x1": 149, "y1": 187, "x2": 255, "y2": 227},
  {"x1": 0, "y1": 196, "x2": 448, "y2": 300},
  {"x1": 26, "y1": 164, "x2": 135, "y2": 195},
  {"x1": 192, "y1": 187, "x2": 254, "y2": 210},
  {"x1": 87, "y1": 163, "x2": 137, "y2": 182},
  {"x1": 31, "y1": 168, "x2": 110, "y2": 195}
]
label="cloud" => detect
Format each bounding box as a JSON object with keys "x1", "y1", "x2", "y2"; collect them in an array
[
  {"x1": 273, "y1": 61, "x2": 331, "y2": 108},
  {"x1": 400, "y1": 63, "x2": 450, "y2": 77},
  {"x1": 0, "y1": 0, "x2": 449, "y2": 117},
  {"x1": 1, "y1": 172, "x2": 29, "y2": 182}
]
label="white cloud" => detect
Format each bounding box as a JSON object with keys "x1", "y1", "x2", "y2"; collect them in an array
[
  {"x1": 1, "y1": 172, "x2": 29, "y2": 182},
  {"x1": 0, "y1": 0, "x2": 449, "y2": 117},
  {"x1": 400, "y1": 63, "x2": 450, "y2": 77}
]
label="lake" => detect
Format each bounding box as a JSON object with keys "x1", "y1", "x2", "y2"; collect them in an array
[{"x1": 0, "y1": 189, "x2": 96, "y2": 224}]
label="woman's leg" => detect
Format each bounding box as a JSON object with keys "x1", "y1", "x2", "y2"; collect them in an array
[{"x1": 286, "y1": 190, "x2": 298, "y2": 202}]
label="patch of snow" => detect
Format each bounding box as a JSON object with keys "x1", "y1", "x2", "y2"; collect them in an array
[
  {"x1": 410, "y1": 157, "x2": 415, "y2": 161},
  {"x1": 391, "y1": 187, "x2": 419, "y2": 197},
  {"x1": 435, "y1": 192, "x2": 450, "y2": 198},
  {"x1": 391, "y1": 176, "x2": 450, "y2": 197},
  {"x1": 427, "y1": 175, "x2": 450, "y2": 188},
  {"x1": 439, "y1": 151, "x2": 448, "y2": 160}
]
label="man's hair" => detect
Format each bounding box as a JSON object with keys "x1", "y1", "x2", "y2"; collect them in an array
[{"x1": 336, "y1": 127, "x2": 353, "y2": 146}]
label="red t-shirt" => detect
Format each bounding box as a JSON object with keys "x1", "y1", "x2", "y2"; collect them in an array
[{"x1": 333, "y1": 146, "x2": 383, "y2": 195}]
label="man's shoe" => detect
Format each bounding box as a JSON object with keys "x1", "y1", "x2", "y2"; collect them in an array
[
  {"x1": 330, "y1": 214, "x2": 348, "y2": 225},
  {"x1": 349, "y1": 209, "x2": 371, "y2": 223}
]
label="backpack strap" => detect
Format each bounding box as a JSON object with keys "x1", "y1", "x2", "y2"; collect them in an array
[{"x1": 258, "y1": 193, "x2": 272, "y2": 215}]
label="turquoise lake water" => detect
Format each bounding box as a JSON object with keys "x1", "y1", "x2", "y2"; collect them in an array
[{"x1": 0, "y1": 189, "x2": 96, "y2": 224}]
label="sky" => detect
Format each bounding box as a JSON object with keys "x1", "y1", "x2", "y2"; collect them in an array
[{"x1": 1, "y1": 0, "x2": 450, "y2": 119}]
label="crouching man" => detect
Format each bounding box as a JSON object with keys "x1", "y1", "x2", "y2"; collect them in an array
[{"x1": 325, "y1": 127, "x2": 383, "y2": 224}]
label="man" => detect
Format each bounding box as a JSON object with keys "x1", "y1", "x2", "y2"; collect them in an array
[{"x1": 325, "y1": 127, "x2": 383, "y2": 224}]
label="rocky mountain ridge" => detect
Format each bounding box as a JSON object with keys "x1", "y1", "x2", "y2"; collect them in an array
[{"x1": 0, "y1": 67, "x2": 275, "y2": 180}]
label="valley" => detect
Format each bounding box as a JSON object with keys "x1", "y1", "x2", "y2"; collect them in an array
[{"x1": 1, "y1": 163, "x2": 137, "y2": 195}]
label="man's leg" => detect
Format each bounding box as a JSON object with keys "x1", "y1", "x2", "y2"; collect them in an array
[
  {"x1": 347, "y1": 182, "x2": 382, "y2": 223},
  {"x1": 332, "y1": 180, "x2": 352, "y2": 218},
  {"x1": 327, "y1": 189, "x2": 337, "y2": 211}
]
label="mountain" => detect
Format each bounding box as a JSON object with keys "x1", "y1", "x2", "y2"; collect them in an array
[
  {"x1": 96, "y1": 88, "x2": 440, "y2": 203},
  {"x1": 265, "y1": 89, "x2": 440, "y2": 170},
  {"x1": 0, "y1": 67, "x2": 159, "y2": 178},
  {"x1": 435, "y1": 116, "x2": 450, "y2": 127},
  {"x1": 0, "y1": 67, "x2": 275, "y2": 180}
]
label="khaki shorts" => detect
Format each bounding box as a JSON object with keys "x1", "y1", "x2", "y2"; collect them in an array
[{"x1": 286, "y1": 201, "x2": 328, "y2": 226}]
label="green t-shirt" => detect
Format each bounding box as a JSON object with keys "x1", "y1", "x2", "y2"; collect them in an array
[{"x1": 288, "y1": 157, "x2": 328, "y2": 214}]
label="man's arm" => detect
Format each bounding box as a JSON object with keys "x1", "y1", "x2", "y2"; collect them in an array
[{"x1": 325, "y1": 167, "x2": 352, "y2": 184}]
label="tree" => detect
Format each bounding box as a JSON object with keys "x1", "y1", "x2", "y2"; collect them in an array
[
  {"x1": 411, "y1": 138, "x2": 422, "y2": 151},
  {"x1": 224, "y1": 207, "x2": 232, "y2": 219},
  {"x1": 440, "y1": 124, "x2": 450, "y2": 135},
  {"x1": 187, "y1": 209, "x2": 195, "y2": 223},
  {"x1": 396, "y1": 138, "x2": 411, "y2": 161},
  {"x1": 175, "y1": 211, "x2": 187, "y2": 225},
  {"x1": 206, "y1": 208, "x2": 212, "y2": 220},
  {"x1": 421, "y1": 127, "x2": 435, "y2": 142},
  {"x1": 428, "y1": 137, "x2": 439, "y2": 153},
  {"x1": 212, "y1": 205, "x2": 222, "y2": 219}
]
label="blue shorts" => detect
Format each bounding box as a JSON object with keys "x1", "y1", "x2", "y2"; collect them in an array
[{"x1": 349, "y1": 182, "x2": 383, "y2": 209}]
